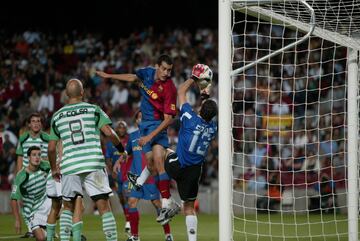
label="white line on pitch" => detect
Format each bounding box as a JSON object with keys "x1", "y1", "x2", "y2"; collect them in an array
[{"x1": 0, "y1": 235, "x2": 22, "y2": 239}]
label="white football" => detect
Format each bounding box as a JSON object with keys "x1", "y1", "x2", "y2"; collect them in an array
[
  {"x1": 196, "y1": 64, "x2": 213, "y2": 89},
  {"x1": 198, "y1": 65, "x2": 213, "y2": 81}
]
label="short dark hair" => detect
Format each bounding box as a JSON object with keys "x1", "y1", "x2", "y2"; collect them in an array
[
  {"x1": 200, "y1": 99, "x2": 218, "y2": 122},
  {"x1": 157, "y1": 54, "x2": 173, "y2": 66},
  {"x1": 28, "y1": 112, "x2": 42, "y2": 123},
  {"x1": 27, "y1": 146, "x2": 41, "y2": 157}
]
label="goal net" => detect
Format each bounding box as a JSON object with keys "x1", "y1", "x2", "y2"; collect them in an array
[{"x1": 219, "y1": 0, "x2": 360, "y2": 240}]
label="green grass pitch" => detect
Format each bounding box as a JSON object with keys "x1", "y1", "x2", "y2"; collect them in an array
[
  {"x1": 0, "y1": 214, "x2": 218, "y2": 241},
  {"x1": 0, "y1": 213, "x2": 352, "y2": 240}
]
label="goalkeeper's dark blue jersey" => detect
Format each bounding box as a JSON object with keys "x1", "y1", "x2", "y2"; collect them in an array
[{"x1": 177, "y1": 103, "x2": 217, "y2": 167}]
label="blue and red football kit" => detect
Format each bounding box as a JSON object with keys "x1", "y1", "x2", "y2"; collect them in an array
[
  {"x1": 105, "y1": 135, "x2": 130, "y2": 194},
  {"x1": 136, "y1": 67, "x2": 177, "y2": 153},
  {"x1": 124, "y1": 130, "x2": 160, "y2": 200}
]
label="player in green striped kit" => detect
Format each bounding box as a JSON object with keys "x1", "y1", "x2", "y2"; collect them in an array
[
  {"x1": 16, "y1": 113, "x2": 49, "y2": 173},
  {"x1": 49, "y1": 78, "x2": 125, "y2": 241},
  {"x1": 16, "y1": 113, "x2": 48, "y2": 237},
  {"x1": 11, "y1": 146, "x2": 52, "y2": 241},
  {"x1": 15, "y1": 112, "x2": 63, "y2": 240}
]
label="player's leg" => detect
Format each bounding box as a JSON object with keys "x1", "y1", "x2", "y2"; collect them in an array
[
  {"x1": 46, "y1": 198, "x2": 61, "y2": 241},
  {"x1": 127, "y1": 197, "x2": 140, "y2": 240},
  {"x1": 32, "y1": 227, "x2": 47, "y2": 241},
  {"x1": 95, "y1": 198, "x2": 118, "y2": 241},
  {"x1": 84, "y1": 169, "x2": 117, "y2": 241},
  {"x1": 151, "y1": 199, "x2": 173, "y2": 241},
  {"x1": 128, "y1": 123, "x2": 159, "y2": 189},
  {"x1": 155, "y1": 151, "x2": 183, "y2": 225},
  {"x1": 71, "y1": 197, "x2": 84, "y2": 241},
  {"x1": 173, "y1": 164, "x2": 202, "y2": 241},
  {"x1": 21, "y1": 208, "x2": 34, "y2": 237},
  {"x1": 128, "y1": 151, "x2": 154, "y2": 190},
  {"x1": 117, "y1": 173, "x2": 131, "y2": 235},
  {"x1": 46, "y1": 178, "x2": 62, "y2": 241},
  {"x1": 30, "y1": 197, "x2": 52, "y2": 241},
  {"x1": 152, "y1": 144, "x2": 173, "y2": 207},
  {"x1": 61, "y1": 174, "x2": 84, "y2": 241},
  {"x1": 59, "y1": 202, "x2": 73, "y2": 241},
  {"x1": 184, "y1": 201, "x2": 197, "y2": 241}
]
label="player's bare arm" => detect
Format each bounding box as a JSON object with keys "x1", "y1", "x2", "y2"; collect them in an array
[
  {"x1": 178, "y1": 78, "x2": 196, "y2": 107},
  {"x1": 15, "y1": 156, "x2": 23, "y2": 174},
  {"x1": 96, "y1": 71, "x2": 139, "y2": 82},
  {"x1": 101, "y1": 125, "x2": 121, "y2": 146},
  {"x1": 48, "y1": 140, "x2": 60, "y2": 182},
  {"x1": 112, "y1": 154, "x2": 126, "y2": 174},
  {"x1": 101, "y1": 124, "x2": 126, "y2": 161},
  {"x1": 138, "y1": 113, "x2": 173, "y2": 147}
]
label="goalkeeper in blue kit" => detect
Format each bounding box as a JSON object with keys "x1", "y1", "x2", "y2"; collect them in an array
[{"x1": 164, "y1": 64, "x2": 218, "y2": 241}]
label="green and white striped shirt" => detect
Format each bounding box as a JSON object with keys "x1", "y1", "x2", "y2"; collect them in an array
[
  {"x1": 16, "y1": 131, "x2": 49, "y2": 168},
  {"x1": 11, "y1": 161, "x2": 50, "y2": 220},
  {"x1": 49, "y1": 102, "x2": 112, "y2": 175}
]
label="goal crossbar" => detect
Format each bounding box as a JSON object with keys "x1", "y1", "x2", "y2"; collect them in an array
[
  {"x1": 231, "y1": 0, "x2": 316, "y2": 76},
  {"x1": 235, "y1": 4, "x2": 360, "y2": 51}
]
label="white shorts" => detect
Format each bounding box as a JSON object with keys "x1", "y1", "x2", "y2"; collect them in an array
[
  {"x1": 46, "y1": 178, "x2": 62, "y2": 198},
  {"x1": 62, "y1": 168, "x2": 112, "y2": 201},
  {"x1": 29, "y1": 197, "x2": 51, "y2": 231}
]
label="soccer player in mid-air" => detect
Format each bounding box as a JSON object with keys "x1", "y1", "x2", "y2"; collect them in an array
[
  {"x1": 113, "y1": 110, "x2": 174, "y2": 241},
  {"x1": 164, "y1": 64, "x2": 218, "y2": 241},
  {"x1": 49, "y1": 79, "x2": 124, "y2": 241},
  {"x1": 11, "y1": 146, "x2": 52, "y2": 241},
  {"x1": 96, "y1": 54, "x2": 179, "y2": 222}
]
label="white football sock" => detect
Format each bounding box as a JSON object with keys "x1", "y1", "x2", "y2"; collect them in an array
[
  {"x1": 137, "y1": 166, "x2": 151, "y2": 186},
  {"x1": 186, "y1": 215, "x2": 198, "y2": 241},
  {"x1": 162, "y1": 198, "x2": 172, "y2": 209}
]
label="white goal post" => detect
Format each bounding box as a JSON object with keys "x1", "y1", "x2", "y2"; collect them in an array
[{"x1": 219, "y1": 0, "x2": 360, "y2": 240}]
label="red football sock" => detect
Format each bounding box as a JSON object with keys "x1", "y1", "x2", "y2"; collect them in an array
[
  {"x1": 158, "y1": 180, "x2": 171, "y2": 199},
  {"x1": 129, "y1": 209, "x2": 139, "y2": 237},
  {"x1": 124, "y1": 206, "x2": 130, "y2": 222},
  {"x1": 163, "y1": 223, "x2": 171, "y2": 235}
]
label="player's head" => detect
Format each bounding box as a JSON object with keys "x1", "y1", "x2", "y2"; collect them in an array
[
  {"x1": 199, "y1": 99, "x2": 218, "y2": 122},
  {"x1": 27, "y1": 146, "x2": 41, "y2": 167},
  {"x1": 28, "y1": 112, "x2": 42, "y2": 134},
  {"x1": 66, "y1": 79, "x2": 84, "y2": 99},
  {"x1": 155, "y1": 54, "x2": 173, "y2": 81},
  {"x1": 115, "y1": 120, "x2": 127, "y2": 138},
  {"x1": 133, "y1": 110, "x2": 142, "y2": 126}
]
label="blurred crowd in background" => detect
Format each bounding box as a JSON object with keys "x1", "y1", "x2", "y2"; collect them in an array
[
  {"x1": 0, "y1": 27, "x2": 219, "y2": 190},
  {"x1": 232, "y1": 23, "x2": 347, "y2": 199},
  {"x1": 0, "y1": 23, "x2": 349, "y2": 207}
]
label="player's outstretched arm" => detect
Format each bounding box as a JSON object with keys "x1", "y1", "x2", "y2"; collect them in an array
[
  {"x1": 178, "y1": 78, "x2": 196, "y2": 107},
  {"x1": 96, "y1": 71, "x2": 138, "y2": 82}
]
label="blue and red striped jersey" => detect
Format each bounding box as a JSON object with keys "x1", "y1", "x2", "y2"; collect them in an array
[{"x1": 136, "y1": 67, "x2": 177, "y2": 121}]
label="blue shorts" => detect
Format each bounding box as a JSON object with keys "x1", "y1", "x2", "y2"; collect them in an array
[
  {"x1": 129, "y1": 183, "x2": 160, "y2": 200},
  {"x1": 139, "y1": 121, "x2": 169, "y2": 153},
  {"x1": 122, "y1": 181, "x2": 132, "y2": 198}
]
